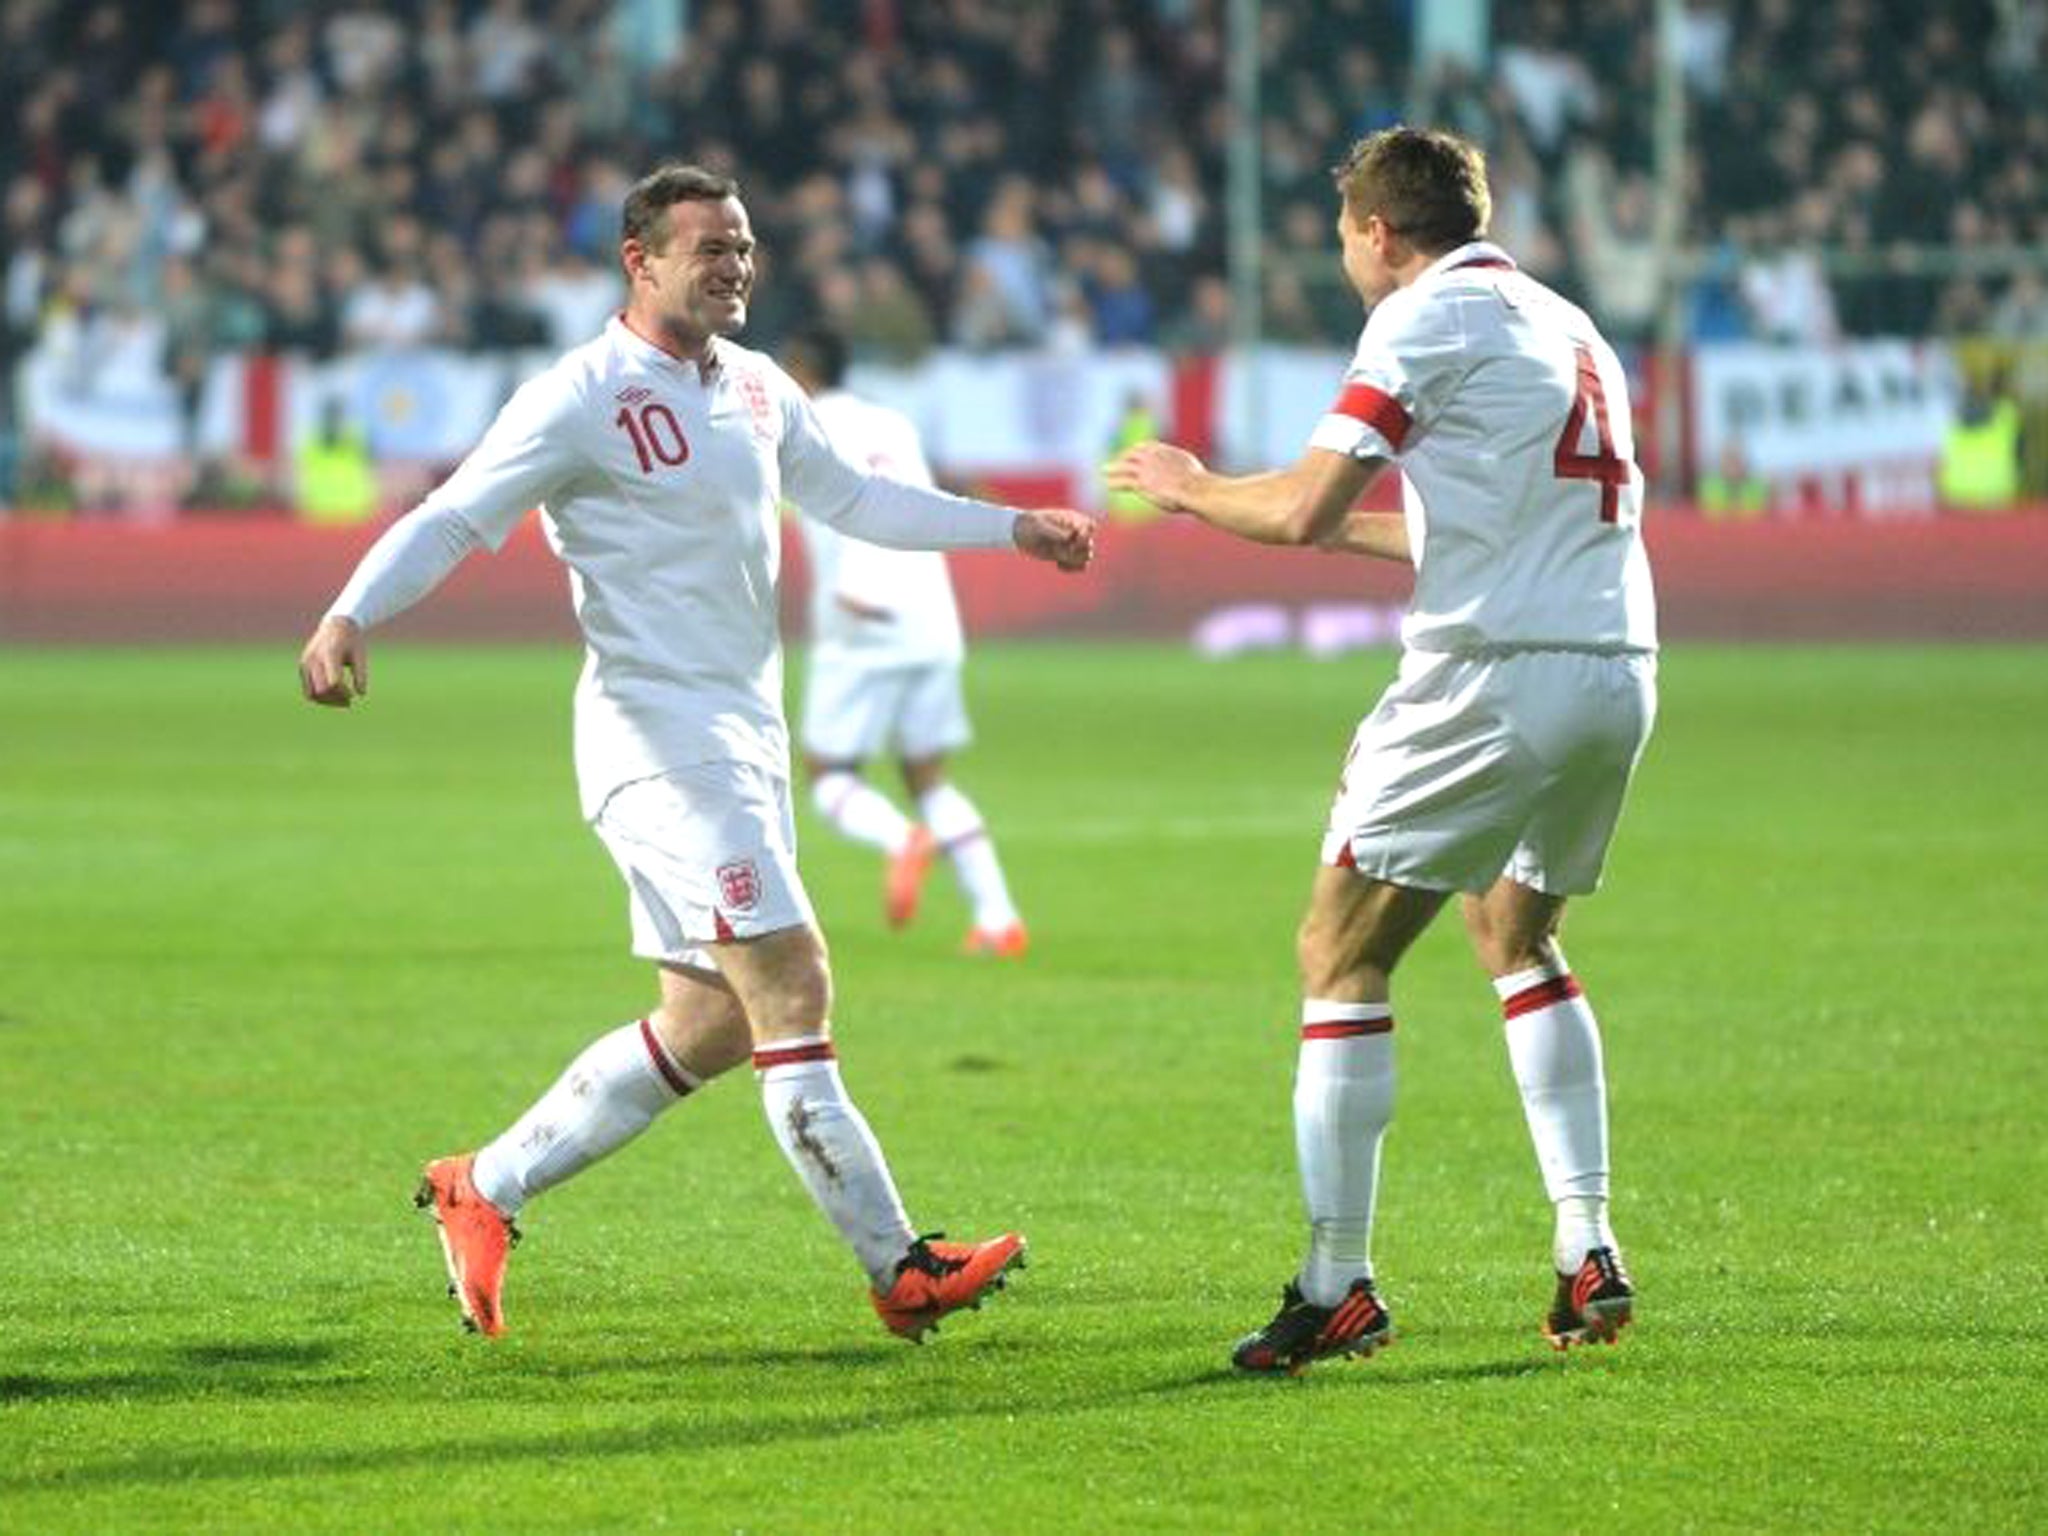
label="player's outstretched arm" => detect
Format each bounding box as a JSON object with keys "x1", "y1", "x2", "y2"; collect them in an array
[
  {"x1": 1324, "y1": 509, "x2": 1411, "y2": 562},
  {"x1": 295, "y1": 503, "x2": 486, "y2": 709},
  {"x1": 1011, "y1": 507, "x2": 1095, "y2": 571},
  {"x1": 1105, "y1": 442, "x2": 1379, "y2": 549},
  {"x1": 300, "y1": 615, "x2": 368, "y2": 707}
]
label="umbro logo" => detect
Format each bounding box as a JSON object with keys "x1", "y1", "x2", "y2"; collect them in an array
[{"x1": 615, "y1": 385, "x2": 655, "y2": 406}]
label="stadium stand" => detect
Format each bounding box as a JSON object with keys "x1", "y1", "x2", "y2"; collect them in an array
[
  {"x1": 7, "y1": 0, "x2": 2046, "y2": 373},
  {"x1": 1, "y1": 0, "x2": 2044, "y2": 618}
]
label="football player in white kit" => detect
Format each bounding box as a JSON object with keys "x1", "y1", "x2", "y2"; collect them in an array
[
  {"x1": 781, "y1": 325, "x2": 1028, "y2": 958},
  {"x1": 298, "y1": 166, "x2": 1093, "y2": 1343},
  {"x1": 1109, "y1": 127, "x2": 1657, "y2": 1372}
]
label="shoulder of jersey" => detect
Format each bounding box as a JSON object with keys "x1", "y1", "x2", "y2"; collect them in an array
[
  {"x1": 1363, "y1": 278, "x2": 1434, "y2": 337},
  {"x1": 551, "y1": 325, "x2": 625, "y2": 394},
  {"x1": 821, "y1": 389, "x2": 910, "y2": 432}
]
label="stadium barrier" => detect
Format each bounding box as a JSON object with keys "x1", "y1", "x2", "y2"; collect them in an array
[{"x1": 3, "y1": 510, "x2": 2044, "y2": 645}]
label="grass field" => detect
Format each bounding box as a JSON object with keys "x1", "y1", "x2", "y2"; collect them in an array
[{"x1": 3, "y1": 641, "x2": 2045, "y2": 1533}]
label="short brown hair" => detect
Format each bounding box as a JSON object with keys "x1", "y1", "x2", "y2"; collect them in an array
[
  {"x1": 1332, "y1": 127, "x2": 1490, "y2": 254},
  {"x1": 622, "y1": 163, "x2": 742, "y2": 251}
]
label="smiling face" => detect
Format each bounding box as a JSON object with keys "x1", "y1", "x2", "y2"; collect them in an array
[{"x1": 622, "y1": 195, "x2": 756, "y2": 356}]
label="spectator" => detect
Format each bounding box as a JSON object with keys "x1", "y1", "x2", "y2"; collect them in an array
[
  {"x1": 1698, "y1": 436, "x2": 1769, "y2": 518},
  {"x1": 1738, "y1": 202, "x2": 1840, "y2": 345},
  {"x1": 1496, "y1": 2, "x2": 1599, "y2": 155},
  {"x1": 1162, "y1": 274, "x2": 1233, "y2": 354},
  {"x1": 294, "y1": 396, "x2": 379, "y2": 525},
  {"x1": 1938, "y1": 376, "x2": 2024, "y2": 510},
  {"x1": 1992, "y1": 270, "x2": 2048, "y2": 340},
  {"x1": 1086, "y1": 246, "x2": 1157, "y2": 346},
  {"x1": 844, "y1": 257, "x2": 937, "y2": 365},
  {"x1": 263, "y1": 230, "x2": 339, "y2": 358},
  {"x1": 523, "y1": 239, "x2": 621, "y2": 351},
  {"x1": 1566, "y1": 149, "x2": 1659, "y2": 343},
  {"x1": 1077, "y1": 27, "x2": 1157, "y2": 184},
  {"x1": 341, "y1": 256, "x2": 442, "y2": 352},
  {"x1": 957, "y1": 183, "x2": 1054, "y2": 346}
]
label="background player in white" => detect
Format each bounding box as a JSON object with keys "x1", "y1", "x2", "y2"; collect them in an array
[
  {"x1": 298, "y1": 165, "x2": 1094, "y2": 1343},
  {"x1": 1108, "y1": 126, "x2": 1657, "y2": 1373},
  {"x1": 781, "y1": 324, "x2": 1028, "y2": 958}
]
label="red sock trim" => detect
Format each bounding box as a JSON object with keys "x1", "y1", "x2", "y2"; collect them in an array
[
  {"x1": 753, "y1": 1040, "x2": 837, "y2": 1071},
  {"x1": 1302, "y1": 1017, "x2": 1394, "y2": 1039},
  {"x1": 1502, "y1": 973, "x2": 1583, "y2": 1018},
  {"x1": 639, "y1": 1018, "x2": 695, "y2": 1097}
]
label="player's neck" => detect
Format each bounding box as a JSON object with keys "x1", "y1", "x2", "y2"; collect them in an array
[
  {"x1": 622, "y1": 308, "x2": 719, "y2": 374},
  {"x1": 1387, "y1": 247, "x2": 1440, "y2": 291}
]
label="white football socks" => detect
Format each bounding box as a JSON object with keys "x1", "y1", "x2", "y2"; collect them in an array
[
  {"x1": 918, "y1": 782, "x2": 1019, "y2": 931},
  {"x1": 755, "y1": 1035, "x2": 917, "y2": 1289},
  {"x1": 470, "y1": 1019, "x2": 700, "y2": 1217},
  {"x1": 813, "y1": 771, "x2": 916, "y2": 855},
  {"x1": 1293, "y1": 999, "x2": 1396, "y2": 1306},
  {"x1": 1496, "y1": 962, "x2": 1616, "y2": 1272}
]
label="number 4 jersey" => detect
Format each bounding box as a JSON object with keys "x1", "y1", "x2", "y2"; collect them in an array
[
  {"x1": 1308, "y1": 241, "x2": 1658, "y2": 656},
  {"x1": 348, "y1": 317, "x2": 1017, "y2": 819}
]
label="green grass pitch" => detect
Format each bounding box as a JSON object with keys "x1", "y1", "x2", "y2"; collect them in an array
[{"x1": 3, "y1": 641, "x2": 2044, "y2": 1533}]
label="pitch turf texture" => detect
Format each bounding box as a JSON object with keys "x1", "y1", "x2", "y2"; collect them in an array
[{"x1": 3, "y1": 641, "x2": 2044, "y2": 1533}]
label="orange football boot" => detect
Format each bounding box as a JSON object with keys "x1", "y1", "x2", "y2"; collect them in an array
[
  {"x1": 885, "y1": 827, "x2": 937, "y2": 929},
  {"x1": 871, "y1": 1232, "x2": 1027, "y2": 1342},
  {"x1": 961, "y1": 922, "x2": 1029, "y2": 958},
  {"x1": 414, "y1": 1153, "x2": 519, "y2": 1338}
]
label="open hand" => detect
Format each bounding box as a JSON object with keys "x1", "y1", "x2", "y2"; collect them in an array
[{"x1": 1104, "y1": 440, "x2": 1205, "y2": 514}]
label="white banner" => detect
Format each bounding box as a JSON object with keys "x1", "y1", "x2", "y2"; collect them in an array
[
  {"x1": 852, "y1": 349, "x2": 1172, "y2": 507},
  {"x1": 1692, "y1": 340, "x2": 1960, "y2": 512}
]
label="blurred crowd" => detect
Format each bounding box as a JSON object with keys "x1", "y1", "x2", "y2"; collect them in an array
[{"x1": 3, "y1": 0, "x2": 2047, "y2": 416}]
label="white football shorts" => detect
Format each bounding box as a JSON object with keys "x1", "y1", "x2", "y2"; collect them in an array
[
  {"x1": 800, "y1": 656, "x2": 972, "y2": 763},
  {"x1": 1322, "y1": 648, "x2": 1657, "y2": 896},
  {"x1": 591, "y1": 760, "x2": 817, "y2": 968}
]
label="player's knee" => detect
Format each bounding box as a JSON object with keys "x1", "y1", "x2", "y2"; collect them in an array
[
  {"x1": 788, "y1": 953, "x2": 834, "y2": 1032},
  {"x1": 900, "y1": 756, "x2": 946, "y2": 798},
  {"x1": 739, "y1": 940, "x2": 835, "y2": 1039}
]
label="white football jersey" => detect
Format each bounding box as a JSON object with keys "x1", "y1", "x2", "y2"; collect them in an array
[
  {"x1": 406, "y1": 317, "x2": 1014, "y2": 817},
  {"x1": 800, "y1": 390, "x2": 964, "y2": 666},
  {"x1": 1309, "y1": 241, "x2": 1658, "y2": 654}
]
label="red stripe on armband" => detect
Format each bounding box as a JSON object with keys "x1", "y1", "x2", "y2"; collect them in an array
[{"x1": 1331, "y1": 384, "x2": 1412, "y2": 450}]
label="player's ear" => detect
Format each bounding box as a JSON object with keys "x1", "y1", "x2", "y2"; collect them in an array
[{"x1": 621, "y1": 238, "x2": 650, "y2": 284}]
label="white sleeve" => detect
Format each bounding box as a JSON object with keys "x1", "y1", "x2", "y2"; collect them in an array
[
  {"x1": 1307, "y1": 292, "x2": 1465, "y2": 462},
  {"x1": 412, "y1": 370, "x2": 584, "y2": 551},
  {"x1": 780, "y1": 383, "x2": 1015, "y2": 550},
  {"x1": 322, "y1": 369, "x2": 581, "y2": 627},
  {"x1": 325, "y1": 503, "x2": 485, "y2": 629}
]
